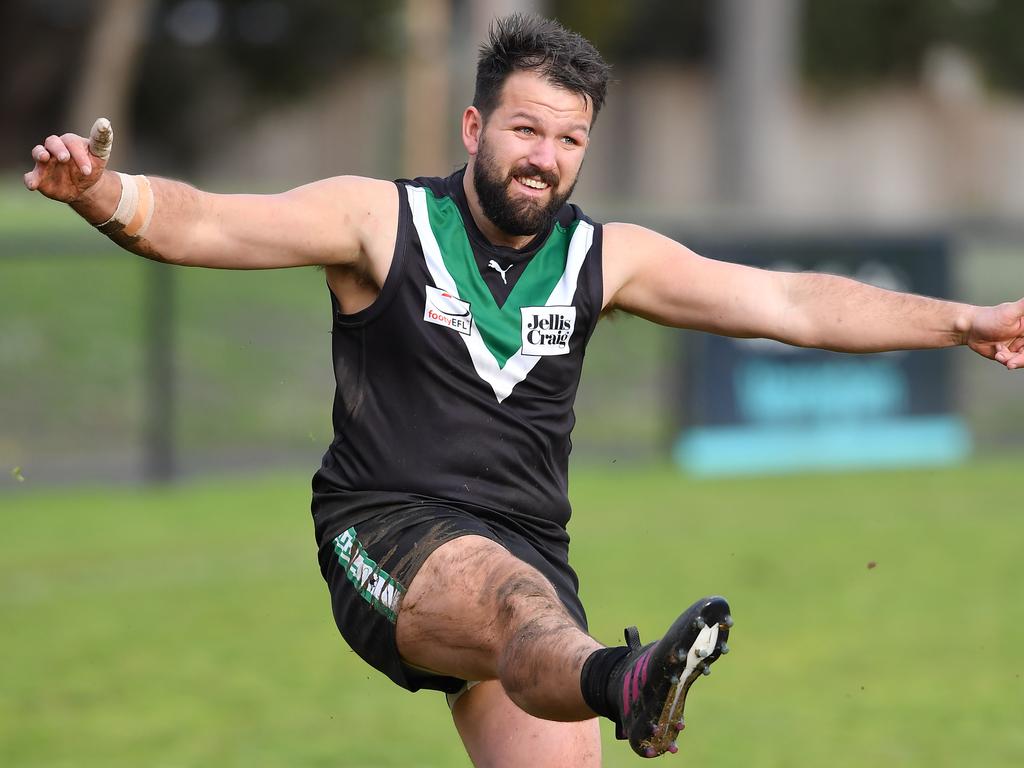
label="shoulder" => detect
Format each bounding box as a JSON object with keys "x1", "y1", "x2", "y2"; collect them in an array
[
  {"x1": 308, "y1": 176, "x2": 399, "y2": 247},
  {"x1": 273, "y1": 175, "x2": 398, "y2": 243},
  {"x1": 287, "y1": 175, "x2": 397, "y2": 214},
  {"x1": 600, "y1": 222, "x2": 671, "y2": 308},
  {"x1": 397, "y1": 174, "x2": 451, "y2": 199},
  {"x1": 283, "y1": 176, "x2": 398, "y2": 281},
  {"x1": 603, "y1": 221, "x2": 656, "y2": 248}
]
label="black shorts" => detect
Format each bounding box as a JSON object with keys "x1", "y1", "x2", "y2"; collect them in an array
[{"x1": 311, "y1": 490, "x2": 588, "y2": 694}]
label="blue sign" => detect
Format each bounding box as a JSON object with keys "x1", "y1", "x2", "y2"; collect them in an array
[{"x1": 673, "y1": 235, "x2": 971, "y2": 475}]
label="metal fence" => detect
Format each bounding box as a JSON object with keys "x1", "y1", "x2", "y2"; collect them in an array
[{"x1": 1, "y1": 220, "x2": 1020, "y2": 490}]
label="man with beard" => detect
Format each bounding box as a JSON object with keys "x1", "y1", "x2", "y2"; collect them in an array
[{"x1": 23, "y1": 13, "x2": 1024, "y2": 766}]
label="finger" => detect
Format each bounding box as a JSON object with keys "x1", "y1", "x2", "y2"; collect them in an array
[
  {"x1": 89, "y1": 117, "x2": 113, "y2": 160},
  {"x1": 43, "y1": 134, "x2": 70, "y2": 163},
  {"x1": 23, "y1": 153, "x2": 48, "y2": 189},
  {"x1": 67, "y1": 138, "x2": 94, "y2": 176},
  {"x1": 1004, "y1": 351, "x2": 1024, "y2": 370},
  {"x1": 31, "y1": 144, "x2": 50, "y2": 164},
  {"x1": 995, "y1": 343, "x2": 1024, "y2": 365}
]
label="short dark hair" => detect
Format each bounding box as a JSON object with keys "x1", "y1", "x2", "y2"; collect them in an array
[{"x1": 474, "y1": 14, "x2": 611, "y2": 123}]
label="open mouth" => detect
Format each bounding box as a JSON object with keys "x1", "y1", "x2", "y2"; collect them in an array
[{"x1": 513, "y1": 174, "x2": 553, "y2": 193}]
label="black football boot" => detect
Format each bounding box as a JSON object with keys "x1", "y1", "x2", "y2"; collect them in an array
[{"x1": 612, "y1": 596, "x2": 732, "y2": 758}]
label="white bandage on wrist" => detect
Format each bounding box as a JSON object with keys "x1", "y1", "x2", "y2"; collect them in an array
[{"x1": 96, "y1": 172, "x2": 155, "y2": 239}]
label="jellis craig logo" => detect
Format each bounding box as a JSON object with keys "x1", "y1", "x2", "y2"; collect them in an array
[
  {"x1": 423, "y1": 285, "x2": 473, "y2": 335},
  {"x1": 521, "y1": 306, "x2": 576, "y2": 356}
]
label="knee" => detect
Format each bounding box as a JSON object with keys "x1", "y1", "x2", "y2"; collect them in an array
[
  {"x1": 489, "y1": 569, "x2": 560, "y2": 628},
  {"x1": 488, "y1": 572, "x2": 565, "y2": 698},
  {"x1": 495, "y1": 612, "x2": 550, "y2": 695}
]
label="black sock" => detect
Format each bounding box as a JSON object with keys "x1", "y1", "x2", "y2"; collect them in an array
[{"x1": 580, "y1": 645, "x2": 632, "y2": 721}]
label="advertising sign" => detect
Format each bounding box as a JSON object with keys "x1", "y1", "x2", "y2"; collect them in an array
[{"x1": 673, "y1": 235, "x2": 971, "y2": 475}]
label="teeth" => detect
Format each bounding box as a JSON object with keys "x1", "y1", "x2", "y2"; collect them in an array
[{"x1": 517, "y1": 176, "x2": 548, "y2": 189}]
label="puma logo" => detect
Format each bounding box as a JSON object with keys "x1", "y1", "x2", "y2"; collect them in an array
[{"x1": 487, "y1": 260, "x2": 512, "y2": 284}]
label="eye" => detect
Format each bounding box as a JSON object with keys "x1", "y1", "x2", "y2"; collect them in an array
[
  {"x1": 561, "y1": 136, "x2": 579, "y2": 146},
  {"x1": 516, "y1": 126, "x2": 536, "y2": 136}
]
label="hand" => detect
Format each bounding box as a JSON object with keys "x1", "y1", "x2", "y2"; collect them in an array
[
  {"x1": 966, "y1": 299, "x2": 1024, "y2": 369},
  {"x1": 23, "y1": 118, "x2": 113, "y2": 204}
]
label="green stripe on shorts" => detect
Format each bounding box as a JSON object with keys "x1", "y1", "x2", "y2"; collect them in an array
[{"x1": 333, "y1": 527, "x2": 406, "y2": 622}]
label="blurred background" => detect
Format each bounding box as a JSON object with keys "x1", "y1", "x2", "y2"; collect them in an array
[
  {"x1": 1, "y1": 0, "x2": 1022, "y2": 484},
  {"x1": 3, "y1": 3, "x2": 1024, "y2": 767}
]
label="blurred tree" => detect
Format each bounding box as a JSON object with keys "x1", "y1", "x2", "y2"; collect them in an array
[
  {"x1": 550, "y1": 0, "x2": 709, "y2": 67},
  {"x1": 132, "y1": 0, "x2": 402, "y2": 173},
  {"x1": 0, "y1": 0, "x2": 402, "y2": 174},
  {"x1": 1, "y1": 1, "x2": 91, "y2": 166},
  {"x1": 68, "y1": 0, "x2": 154, "y2": 165},
  {"x1": 7, "y1": 0, "x2": 1024, "y2": 173},
  {"x1": 403, "y1": 0, "x2": 451, "y2": 177},
  {"x1": 551, "y1": 0, "x2": 1024, "y2": 96},
  {"x1": 803, "y1": 0, "x2": 1024, "y2": 94}
]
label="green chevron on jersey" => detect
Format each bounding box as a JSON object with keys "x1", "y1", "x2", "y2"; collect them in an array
[
  {"x1": 408, "y1": 184, "x2": 593, "y2": 403},
  {"x1": 423, "y1": 189, "x2": 579, "y2": 368}
]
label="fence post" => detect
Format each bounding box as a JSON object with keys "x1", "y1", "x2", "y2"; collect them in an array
[{"x1": 143, "y1": 262, "x2": 176, "y2": 483}]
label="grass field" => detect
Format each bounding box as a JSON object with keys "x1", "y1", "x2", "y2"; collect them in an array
[{"x1": 2, "y1": 460, "x2": 1022, "y2": 767}]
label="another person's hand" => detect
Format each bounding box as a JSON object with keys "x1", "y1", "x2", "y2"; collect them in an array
[
  {"x1": 966, "y1": 299, "x2": 1024, "y2": 369},
  {"x1": 23, "y1": 118, "x2": 113, "y2": 204}
]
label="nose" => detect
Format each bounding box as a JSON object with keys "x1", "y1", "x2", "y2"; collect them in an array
[{"x1": 527, "y1": 137, "x2": 558, "y2": 173}]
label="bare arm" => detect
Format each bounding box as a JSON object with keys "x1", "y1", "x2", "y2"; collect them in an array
[
  {"x1": 23, "y1": 120, "x2": 397, "y2": 273},
  {"x1": 603, "y1": 222, "x2": 1024, "y2": 368}
]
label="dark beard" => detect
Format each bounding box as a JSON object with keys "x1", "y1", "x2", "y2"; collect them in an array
[{"x1": 472, "y1": 137, "x2": 577, "y2": 238}]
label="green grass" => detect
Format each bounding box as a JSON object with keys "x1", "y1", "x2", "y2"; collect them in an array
[{"x1": 2, "y1": 459, "x2": 1023, "y2": 767}]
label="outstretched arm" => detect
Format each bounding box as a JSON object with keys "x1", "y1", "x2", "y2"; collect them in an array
[
  {"x1": 23, "y1": 119, "x2": 397, "y2": 271},
  {"x1": 602, "y1": 222, "x2": 1024, "y2": 369}
]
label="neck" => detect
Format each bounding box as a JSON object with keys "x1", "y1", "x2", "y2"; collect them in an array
[{"x1": 462, "y1": 165, "x2": 535, "y2": 250}]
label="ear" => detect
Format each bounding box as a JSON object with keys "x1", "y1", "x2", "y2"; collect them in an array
[{"x1": 462, "y1": 106, "x2": 483, "y2": 156}]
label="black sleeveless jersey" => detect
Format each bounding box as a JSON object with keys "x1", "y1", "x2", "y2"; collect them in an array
[{"x1": 312, "y1": 169, "x2": 604, "y2": 541}]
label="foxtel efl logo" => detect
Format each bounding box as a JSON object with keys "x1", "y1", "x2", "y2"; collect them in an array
[
  {"x1": 521, "y1": 306, "x2": 576, "y2": 356},
  {"x1": 423, "y1": 285, "x2": 473, "y2": 335}
]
